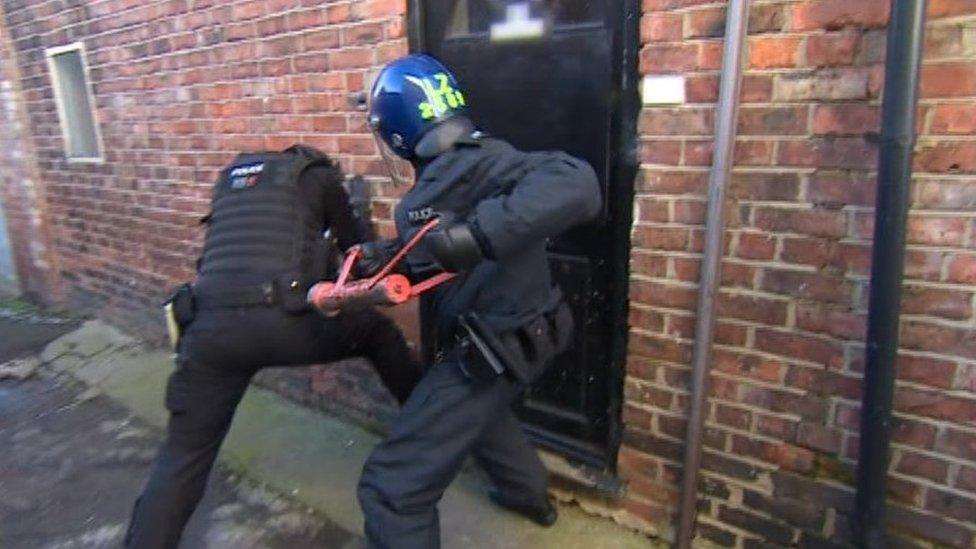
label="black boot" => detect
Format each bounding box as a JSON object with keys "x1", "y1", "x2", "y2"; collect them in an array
[{"x1": 487, "y1": 487, "x2": 558, "y2": 527}]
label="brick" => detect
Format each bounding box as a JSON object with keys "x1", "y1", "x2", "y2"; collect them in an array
[
  {"x1": 748, "y1": 4, "x2": 787, "y2": 34},
  {"x1": 635, "y1": 197, "x2": 670, "y2": 223},
  {"x1": 632, "y1": 225, "x2": 689, "y2": 251},
  {"x1": 749, "y1": 36, "x2": 801, "y2": 68},
  {"x1": 772, "y1": 471, "x2": 854, "y2": 513},
  {"x1": 914, "y1": 180, "x2": 976, "y2": 209},
  {"x1": 778, "y1": 138, "x2": 877, "y2": 169},
  {"x1": 807, "y1": 31, "x2": 861, "y2": 67},
  {"x1": 364, "y1": 0, "x2": 405, "y2": 17},
  {"x1": 926, "y1": 24, "x2": 967, "y2": 59},
  {"x1": 782, "y1": 237, "x2": 833, "y2": 268},
  {"x1": 737, "y1": 106, "x2": 808, "y2": 136},
  {"x1": 774, "y1": 69, "x2": 871, "y2": 101},
  {"x1": 637, "y1": 170, "x2": 708, "y2": 196},
  {"x1": 718, "y1": 506, "x2": 795, "y2": 545},
  {"x1": 673, "y1": 199, "x2": 705, "y2": 224},
  {"x1": 792, "y1": 0, "x2": 891, "y2": 31},
  {"x1": 641, "y1": 12, "x2": 682, "y2": 42},
  {"x1": 640, "y1": 43, "x2": 698, "y2": 72},
  {"x1": 797, "y1": 422, "x2": 843, "y2": 453},
  {"x1": 743, "y1": 75, "x2": 775, "y2": 101},
  {"x1": 957, "y1": 466, "x2": 976, "y2": 491},
  {"x1": 341, "y1": 21, "x2": 384, "y2": 47},
  {"x1": 631, "y1": 251, "x2": 668, "y2": 277},
  {"x1": 625, "y1": 380, "x2": 675, "y2": 409},
  {"x1": 713, "y1": 348, "x2": 786, "y2": 382},
  {"x1": 887, "y1": 504, "x2": 976, "y2": 548},
  {"x1": 715, "y1": 404, "x2": 751, "y2": 430},
  {"x1": 957, "y1": 364, "x2": 976, "y2": 392},
  {"x1": 699, "y1": 41, "x2": 725, "y2": 70},
  {"x1": 902, "y1": 320, "x2": 976, "y2": 360},
  {"x1": 703, "y1": 451, "x2": 763, "y2": 481},
  {"x1": 686, "y1": 75, "x2": 719, "y2": 102},
  {"x1": 921, "y1": 62, "x2": 976, "y2": 98},
  {"x1": 731, "y1": 172, "x2": 801, "y2": 201},
  {"x1": 754, "y1": 207, "x2": 847, "y2": 238},
  {"x1": 639, "y1": 139, "x2": 682, "y2": 165},
  {"x1": 757, "y1": 414, "x2": 798, "y2": 440},
  {"x1": 901, "y1": 285, "x2": 973, "y2": 320},
  {"x1": 796, "y1": 303, "x2": 866, "y2": 340},
  {"x1": 734, "y1": 232, "x2": 776, "y2": 260},
  {"x1": 697, "y1": 522, "x2": 736, "y2": 547},
  {"x1": 809, "y1": 171, "x2": 877, "y2": 207},
  {"x1": 891, "y1": 416, "x2": 938, "y2": 449},
  {"x1": 937, "y1": 427, "x2": 976, "y2": 460},
  {"x1": 915, "y1": 142, "x2": 976, "y2": 174},
  {"x1": 925, "y1": 489, "x2": 976, "y2": 523},
  {"x1": 895, "y1": 385, "x2": 976, "y2": 423},
  {"x1": 762, "y1": 269, "x2": 853, "y2": 305},
  {"x1": 895, "y1": 451, "x2": 949, "y2": 483},
  {"x1": 812, "y1": 105, "x2": 881, "y2": 136},
  {"x1": 685, "y1": 7, "x2": 726, "y2": 38},
  {"x1": 898, "y1": 354, "x2": 957, "y2": 389},
  {"x1": 929, "y1": 0, "x2": 976, "y2": 18},
  {"x1": 906, "y1": 216, "x2": 967, "y2": 246},
  {"x1": 618, "y1": 445, "x2": 659, "y2": 479},
  {"x1": 630, "y1": 306, "x2": 666, "y2": 333},
  {"x1": 756, "y1": 328, "x2": 843, "y2": 368},
  {"x1": 631, "y1": 279, "x2": 697, "y2": 310},
  {"x1": 787, "y1": 367, "x2": 861, "y2": 399},
  {"x1": 630, "y1": 331, "x2": 693, "y2": 364},
  {"x1": 639, "y1": 108, "x2": 713, "y2": 136}
]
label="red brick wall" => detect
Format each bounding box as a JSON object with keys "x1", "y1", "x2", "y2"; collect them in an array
[
  {"x1": 0, "y1": 0, "x2": 974, "y2": 546},
  {"x1": 0, "y1": 0, "x2": 411, "y2": 424},
  {"x1": 624, "y1": 0, "x2": 976, "y2": 545}
]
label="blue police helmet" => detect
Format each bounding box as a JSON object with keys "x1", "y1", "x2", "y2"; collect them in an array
[{"x1": 368, "y1": 54, "x2": 469, "y2": 160}]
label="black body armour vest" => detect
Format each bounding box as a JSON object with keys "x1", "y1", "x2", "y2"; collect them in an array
[{"x1": 196, "y1": 152, "x2": 332, "y2": 313}]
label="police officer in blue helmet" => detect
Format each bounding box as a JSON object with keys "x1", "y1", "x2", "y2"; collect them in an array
[{"x1": 355, "y1": 53, "x2": 601, "y2": 548}]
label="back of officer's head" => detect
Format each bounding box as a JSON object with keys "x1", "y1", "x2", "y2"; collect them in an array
[{"x1": 368, "y1": 54, "x2": 473, "y2": 181}]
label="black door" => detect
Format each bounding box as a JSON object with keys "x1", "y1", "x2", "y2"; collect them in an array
[{"x1": 410, "y1": 0, "x2": 638, "y2": 469}]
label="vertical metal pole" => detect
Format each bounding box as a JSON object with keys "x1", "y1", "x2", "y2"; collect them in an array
[
  {"x1": 675, "y1": 1, "x2": 750, "y2": 547},
  {"x1": 854, "y1": 1, "x2": 927, "y2": 546}
]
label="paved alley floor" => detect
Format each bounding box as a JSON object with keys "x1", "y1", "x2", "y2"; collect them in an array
[{"x1": 0, "y1": 307, "x2": 359, "y2": 549}]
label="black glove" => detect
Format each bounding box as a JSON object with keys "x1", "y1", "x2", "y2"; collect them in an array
[
  {"x1": 425, "y1": 223, "x2": 485, "y2": 272},
  {"x1": 354, "y1": 239, "x2": 402, "y2": 278}
]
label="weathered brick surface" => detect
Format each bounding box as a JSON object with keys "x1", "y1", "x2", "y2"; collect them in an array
[
  {"x1": 0, "y1": 0, "x2": 409, "y2": 422},
  {"x1": 0, "y1": 0, "x2": 974, "y2": 546},
  {"x1": 629, "y1": 0, "x2": 976, "y2": 546}
]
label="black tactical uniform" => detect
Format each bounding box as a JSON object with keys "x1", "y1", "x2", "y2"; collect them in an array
[
  {"x1": 125, "y1": 146, "x2": 421, "y2": 549},
  {"x1": 356, "y1": 129, "x2": 601, "y2": 549}
]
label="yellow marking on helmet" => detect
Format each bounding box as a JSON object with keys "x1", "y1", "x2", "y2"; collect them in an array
[{"x1": 406, "y1": 73, "x2": 465, "y2": 120}]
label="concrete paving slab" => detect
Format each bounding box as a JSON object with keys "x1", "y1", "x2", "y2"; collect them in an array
[{"x1": 39, "y1": 321, "x2": 658, "y2": 548}]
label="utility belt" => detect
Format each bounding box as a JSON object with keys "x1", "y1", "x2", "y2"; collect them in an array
[
  {"x1": 161, "y1": 276, "x2": 311, "y2": 350},
  {"x1": 441, "y1": 300, "x2": 574, "y2": 385}
]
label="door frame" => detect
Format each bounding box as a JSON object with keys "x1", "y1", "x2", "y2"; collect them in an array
[{"x1": 406, "y1": 0, "x2": 640, "y2": 472}]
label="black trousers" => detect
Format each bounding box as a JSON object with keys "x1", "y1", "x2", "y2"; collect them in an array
[
  {"x1": 357, "y1": 359, "x2": 549, "y2": 549},
  {"x1": 125, "y1": 306, "x2": 421, "y2": 549}
]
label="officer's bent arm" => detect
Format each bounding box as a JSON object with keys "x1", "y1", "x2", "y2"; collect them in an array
[
  {"x1": 318, "y1": 170, "x2": 367, "y2": 252},
  {"x1": 472, "y1": 152, "x2": 601, "y2": 260}
]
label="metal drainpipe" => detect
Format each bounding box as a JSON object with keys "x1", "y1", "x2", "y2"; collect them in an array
[
  {"x1": 854, "y1": 0, "x2": 928, "y2": 546},
  {"x1": 675, "y1": 0, "x2": 751, "y2": 547}
]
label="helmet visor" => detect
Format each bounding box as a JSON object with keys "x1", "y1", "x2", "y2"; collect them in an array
[{"x1": 372, "y1": 128, "x2": 415, "y2": 187}]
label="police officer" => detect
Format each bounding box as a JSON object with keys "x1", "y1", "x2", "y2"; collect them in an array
[
  {"x1": 125, "y1": 145, "x2": 422, "y2": 549},
  {"x1": 354, "y1": 54, "x2": 601, "y2": 548}
]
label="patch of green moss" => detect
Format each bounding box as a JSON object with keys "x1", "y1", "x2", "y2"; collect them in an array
[
  {"x1": 811, "y1": 454, "x2": 855, "y2": 486},
  {"x1": 0, "y1": 296, "x2": 36, "y2": 314}
]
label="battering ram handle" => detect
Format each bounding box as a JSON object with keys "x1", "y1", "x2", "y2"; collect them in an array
[{"x1": 307, "y1": 274, "x2": 411, "y2": 315}]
